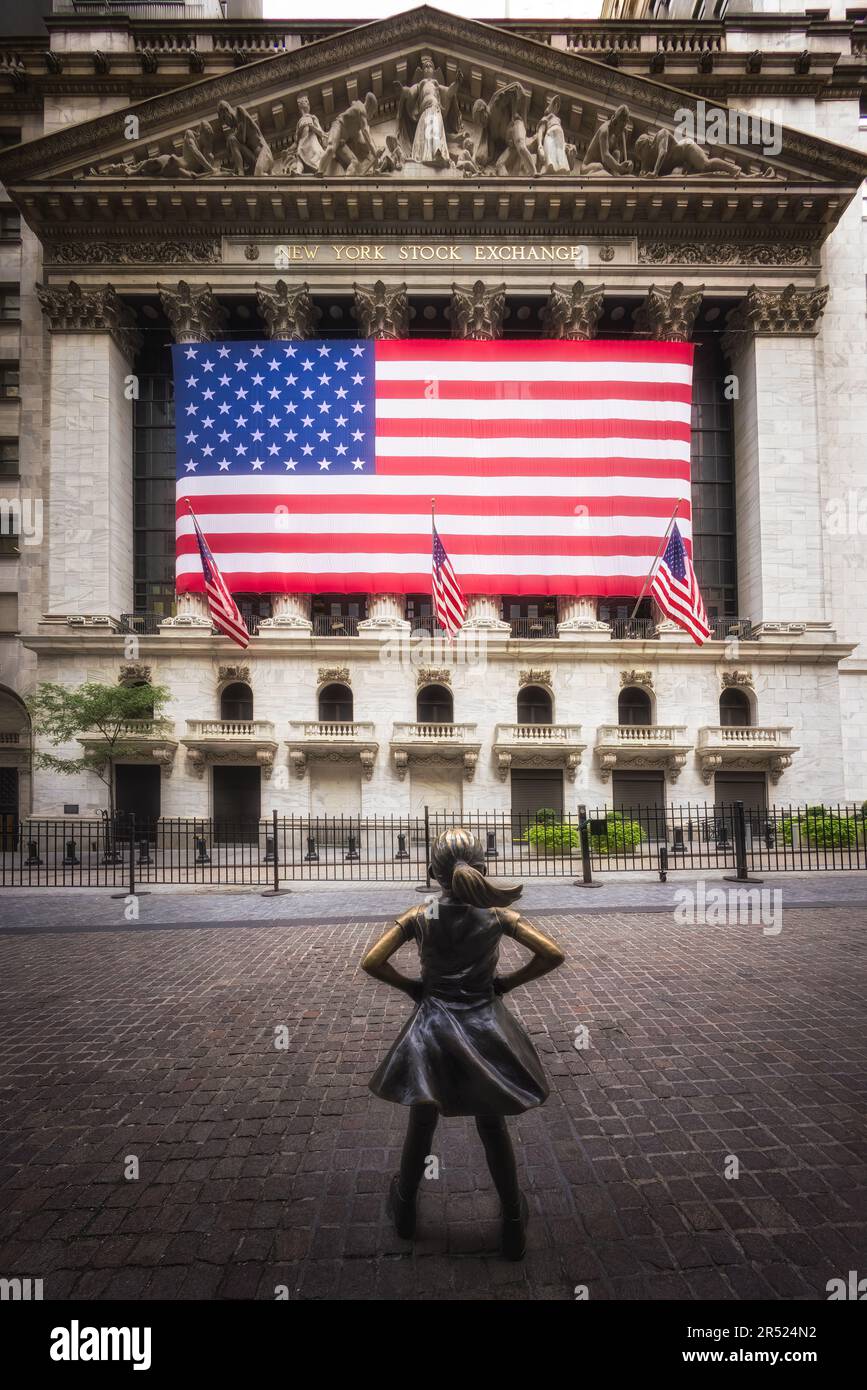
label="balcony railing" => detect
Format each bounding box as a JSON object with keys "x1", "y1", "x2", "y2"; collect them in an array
[
  {"x1": 609, "y1": 618, "x2": 654, "y2": 640},
  {"x1": 287, "y1": 721, "x2": 375, "y2": 742},
  {"x1": 186, "y1": 720, "x2": 273, "y2": 739},
  {"x1": 312, "y1": 615, "x2": 360, "y2": 637},
  {"x1": 120, "y1": 613, "x2": 165, "y2": 636},
  {"x1": 509, "y1": 617, "x2": 557, "y2": 640},
  {"x1": 496, "y1": 723, "x2": 584, "y2": 745},
  {"x1": 709, "y1": 617, "x2": 754, "y2": 642},
  {"x1": 52, "y1": 1, "x2": 227, "y2": 16},
  {"x1": 393, "y1": 722, "x2": 477, "y2": 743}
]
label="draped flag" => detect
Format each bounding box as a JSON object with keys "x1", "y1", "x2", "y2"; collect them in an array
[
  {"x1": 431, "y1": 522, "x2": 467, "y2": 636},
  {"x1": 186, "y1": 501, "x2": 250, "y2": 649},
  {"x1": 173, "y1": 339, "x2": 694, "y2": 598},
  {"x1": 649, "y1": 521, "x2": 711, "y2": 645}
]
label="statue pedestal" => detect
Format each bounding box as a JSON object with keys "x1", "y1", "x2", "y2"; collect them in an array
[{"x1": 402, "y1": 159, "x2": 457, "y2": 180}]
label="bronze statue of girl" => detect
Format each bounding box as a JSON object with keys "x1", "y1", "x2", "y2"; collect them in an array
[{"x1": 362, "y1": 827, "x2": 565, "y2": 1260}]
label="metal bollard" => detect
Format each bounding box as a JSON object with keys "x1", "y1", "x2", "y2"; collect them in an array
[
  {"x1": 671, "y1": 826, "x2": 685, "y2": 856},
  {"x1": 26, "y1": 839, "x2": 42, "y2": 866},
  {"x1": 344, "y1": 833, "x2": 360, "y2": 862},
  {"x1": 394, "y1": 832, "x2": 410, "y2": 861},
  {"x1": 137, "y1": 838, "x2": 152, "y2": 866},
  {"x1": 263, "y1": 835, "x2": 276, "y2": 864},
  {"x1": 658, "y1": 844, "x2": 668, "y2": 883},
  {"x1": 573, "y1": 805, "x2": 602, "y2": 889},
  {"x1": 195, "y1": 836, "x2": 211, "y2": 865},
  {"x1": 62, "y1": 839, "x2": 80, "y2": 866},
  {"x1": 485, "y1": 830, "x2": 499, "y2": 860},
  {"x1": 304, "y1": 835, "x2": 319, "y2": 863}
]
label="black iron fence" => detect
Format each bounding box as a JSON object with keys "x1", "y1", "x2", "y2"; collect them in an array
[{"x1": 1, "y1": 803, "x2": 865, "y2": 889}]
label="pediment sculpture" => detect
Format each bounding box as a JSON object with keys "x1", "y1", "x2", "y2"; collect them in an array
[{"x1": 395, "y1": 53, "x2": 463, "y2": 169}]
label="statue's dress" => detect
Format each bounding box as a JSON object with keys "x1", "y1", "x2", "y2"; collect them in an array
[
  {"x1": 368, "y1": 901, "x2": 550, "y2": 1117},
  {"x1": 410, "y1": 81, "x2": 450, "y2": 166}
]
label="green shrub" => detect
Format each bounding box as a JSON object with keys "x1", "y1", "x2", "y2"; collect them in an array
[
  {"x1": 531, "y1": 807, "x2": 560, "y2": 826},
  {"x1": 589, "y1": 812, "x2": 645, "y2": 855},
  {"x1": 523, "y1": 820, "x2": 579, "y2": 854},
  {"x1": 780, "y1": 810, "x2": 859, "y2": 848}
]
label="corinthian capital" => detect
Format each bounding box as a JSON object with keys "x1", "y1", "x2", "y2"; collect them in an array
[
  {"x1": 255, "y1": 280, "x2": 314, "y2": 340},
  {"x1": 634, "y1": 281, "x2": 703, "y2": 342},
  {"x1": 541, "y1": 282, "x2": 605, "y2": 340},
  {"x1": 157, "y1": 280, "x2": 227, "y2": 343},
  {"x1": 37, "y1": 280, "x2": 142, "y2": 360},
  {"x1": 450, "y1": 280, "x2": 506, "y2": 340},
  {"x1": 353, "y1": 280, "x2": 409, "y2": 339},
  {"x1": 722, "y1": 282, "x2": 829, "y2": 357}
]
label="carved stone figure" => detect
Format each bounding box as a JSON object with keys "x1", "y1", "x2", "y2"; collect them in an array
[
  {"x1": 579, "y1": 105, "x2": 633, "y2": 176},
  {"x1": 474, "y1": 83, "x2": 536, "y2": 176},
  {"x1": 88, "y1": 117, "x2": 219, "y2": 179},
  {"x1": 373, "y1": 134, "x2": 405, "y2": 175},
  {"x1": 454, "y1": 132, "x2": 481, "y2": 177},
  {"x1": 255, "y1": 280, "x2": 314, "y2": 340},
  {"x1": 217, "y1": 100, "x2": 274, "y2": 176},
  {"x1": 318, "y1": 92, "x2": 379, "y2": 175},
  {"x1": 534, "y1": 94, "x2": 571, "y2": 175},
  {"x1": 354, "y1": 281, "x2": 409, "y2": 339},
  {"x1": 395, "y1": 53, "x2": 462, "y2": 168},
  {"x1": 634, "y1": 127, "x2": 742, "y2": 178},
  {"x1": 284, "y1": 94, "x2": 327, "y2": 175},
  {"x1": 541, "y1": 281, "x2": 605, "y2": 340},
  {"x1": 450, "y1": 281, "x2": 506, "y2": 340}
]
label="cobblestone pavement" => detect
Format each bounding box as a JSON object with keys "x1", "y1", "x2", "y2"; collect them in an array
[
  {"x1": 2, "y1": 869, "x2": 867, "y2": 931},
  {"x1": 0, "y1": 904, "x2": 864, "y2": 1301}
]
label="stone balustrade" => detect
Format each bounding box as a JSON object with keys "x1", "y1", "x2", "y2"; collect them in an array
[{"x1": 697, "y1": 724, "x2": 798, "y2": 785}]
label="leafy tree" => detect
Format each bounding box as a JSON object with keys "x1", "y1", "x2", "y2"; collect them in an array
[{"x1": 26, "y1": 681, "x2": 172, "y2": 821}]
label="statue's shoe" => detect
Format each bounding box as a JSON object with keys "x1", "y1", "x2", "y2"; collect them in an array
[
  {"x1": 500, "y1": 1193, "x2": 529, "y2": 1261},
  {"x1": 387, "y1": 1175, "x2": 417, "y2": 1240}
]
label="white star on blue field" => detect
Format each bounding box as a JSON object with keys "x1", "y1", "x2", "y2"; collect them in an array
[{"x1": 171, "y1": 340, "x2": 376, "y2": 477}]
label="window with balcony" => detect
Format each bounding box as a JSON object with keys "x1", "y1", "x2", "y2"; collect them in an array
[
  {"x1": 0, "y1": 439, "x2": 18, "y2": 477},
  {"x1": 517, "y1": 685, "x2": 553, "y2": 725},
  {"x1": 0, "y1": 364, "x2": 19, "y2": 399},
  {"x1": 318, "y1": 683, "x2": 353, "y2": 722},
  {"x1": 618, "y1": 687, "x2": 652, "y2": 727},
  {"x1": 236, "y1": 594, "x2": 271, "y2": 634},
  {"x1": 598, "y1": 596, "x2": 654, "y2": 638},
  {"x1": 503, "y1": 596, "x2": 557, "y2": 639},
  {"x1": 220, "y1": 683, "x2": 253, "y2": 721},
  {"x1": 417, "y1": 684, "x2": 454, "y2": 724},
  {"x1": 311, "y1": 595, "x2": 367, "y2": 636},
  {"x1": 719, "y1": 688, "x2": 752, "y2": 727},
  {"x1": 406, "y1": 593, "x2": 435, "y2": 633}
]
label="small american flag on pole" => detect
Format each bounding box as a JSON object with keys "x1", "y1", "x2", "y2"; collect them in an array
[
  {"x1": 432, "y1": 520, "x2": 466, "y2": 637},
  {"x1": 186, "y1": 500, "x2": 250, "y2": 649},
  {"x1": 650, "y1": 521, "x2": 710, "y2": 645}
]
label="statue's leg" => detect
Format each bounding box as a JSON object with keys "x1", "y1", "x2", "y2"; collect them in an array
[
  {"x1": 388, "y1": 1102, "x2": 439, "y2": 1239},
  {"x1": 475, "y1": 1114, "x2": 528, "y2": 1259}
]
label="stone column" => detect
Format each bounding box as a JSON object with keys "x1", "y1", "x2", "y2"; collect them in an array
[
  {"x1": 258, "y1": 592, "x2": 313, "y2": 637},
  {"x1": 449, "y1": 281, "x2": 506, "y2": 340},
  {"x1": 634, "y1": 281, "x2": 704, "y2": 341},
  {"x1": 38, "y1": 280, "x2": 142, "y2": 622},
  {"x1": 358, "y1": 593, "x2": 410, "y2": 634},
  {"x1": 723, "y1": 284, "x2": 829, "y2": 626},
  {"x1": 557, "y1": 595, "x2": 612, "y2": 642},
  {"x1": 255, "y1": 280, "x2": 314, "y2": 340},
  {"x1": 462, "y1": 595, "x2": 510, "y2": 632},
  {"x1": 541, "y1": 282, "x2": 605, "y2": 339},
  {"x1": 353, "y1": 280, "x2": 409, "y2": 339},
  {"x1": 157, "y1": 281, "x2": 228, "y2": 627}
]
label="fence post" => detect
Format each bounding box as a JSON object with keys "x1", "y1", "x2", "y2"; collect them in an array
[
  {"x1": 573, "y1": 804, "x2": 602, "y2": 889},
  {"x1": 112, "y1": 812, "x2": 148, "y2": 899},
  {"x1": 723, "y1": 801, "x2": 763, "y2": 885},
  {"x1": 658, "y1": 844, "x2": 668, "y2": 883},
  {"x1": 415, "y1": 804, "x2": 432, "y2": 893},
  {"x1": 262, "y1": 807, "x2": 290, "y2": 896}
]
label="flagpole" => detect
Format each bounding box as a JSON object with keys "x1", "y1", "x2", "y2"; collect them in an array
[{"x1": 628, "y1": 499, "x2": 683, "y2": 623}]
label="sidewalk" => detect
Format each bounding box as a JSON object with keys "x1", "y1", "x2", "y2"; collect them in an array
[{"x1": 1, "y1": 870, "x2": 866, "y2": 929}]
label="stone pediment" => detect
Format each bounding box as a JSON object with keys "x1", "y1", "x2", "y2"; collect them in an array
[{"x1": 1, "y1": 4, "x2": 865, "y2": 248}]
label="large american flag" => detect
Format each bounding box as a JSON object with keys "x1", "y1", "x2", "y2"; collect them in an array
[
  {"x1": 172, "y1": 339, "x2": 694, "y2": 597},
  {"x1": 650, "y1": 521, "x2": 710, "y2": 645}
]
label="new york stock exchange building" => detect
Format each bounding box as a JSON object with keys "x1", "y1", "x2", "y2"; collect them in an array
[{"x1": 0, "y1": 0, "x2": 865, "y2": 847}]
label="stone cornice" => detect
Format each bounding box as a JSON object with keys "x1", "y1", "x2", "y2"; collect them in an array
[{"x1": 2, "y1": 5, "x2": 866, "y2": 188}]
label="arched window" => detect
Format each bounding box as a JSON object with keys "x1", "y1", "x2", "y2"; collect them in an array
[
  {"x1": 417, "y1": 684, "x2": 453, "y2": 724},
  {"x1": 517, "y1": 685, "x2": 552, "y2": 725},
  {"x1": 220, "y1": 682, "x2": 253, "y2": 721},
  {"x1": 719, "y1": 688, "x2": 752, "y2": 727},
  {"x1": 318, "y1": 683, "x2": 354, "y2": 723},
  {"x1": 618, "y1": 686, "x2": 652, "y2": 727}
]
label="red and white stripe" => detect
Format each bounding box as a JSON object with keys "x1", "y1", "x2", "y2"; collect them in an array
[
  {"x1": 432, "y1": 525, "x2": 467, "y2": 637},
  {"x1": 177, "y1": 339, "x2": 694, "y2": 598},
  {"x1": 188, "y1": 506, "x2": 250, "y2": 649},
  {"x1": 650, "y1": 547, "x2": 711, "y2": 644}
]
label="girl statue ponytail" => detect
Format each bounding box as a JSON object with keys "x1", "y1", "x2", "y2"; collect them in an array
[{"x1": 429, "y1": 828, "x2": 523, "y2": 908}]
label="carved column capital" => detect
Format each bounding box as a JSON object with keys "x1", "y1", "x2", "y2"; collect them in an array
[
  {"x1": 255, "y1": 280, "x2": 314, "y2": 340},
  {"x1": 37, "y1": 280, "x2": 142, "y2": 360},
  {"x1": 722, "y1": 283, "x2": 829, "y2": 358},
  {"x1": 450, "y1": 281, "x2": 506, "y2": 340},
  {"x1": 158, "y1": 280, "x2": 227, "y2": 343},
  {"x1": 353, "y1": 280, "x2": 409, "y2": 339},
  {"x1": 541, "y1": 282, "x2": 605, "y2": 340},
  {"x1": 634, "y1": 281, "x2": 703, "y2": 341}
]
